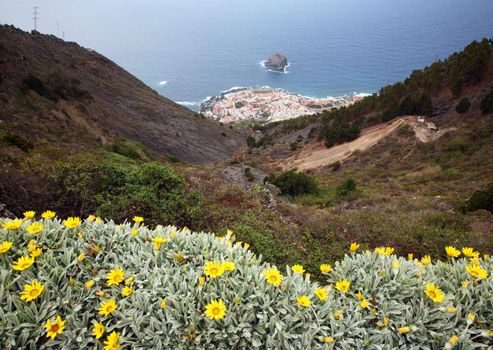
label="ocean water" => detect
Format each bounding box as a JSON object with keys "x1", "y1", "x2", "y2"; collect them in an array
[{"x1": 1, "y1": 0, "x2": 493, "y2": 110}]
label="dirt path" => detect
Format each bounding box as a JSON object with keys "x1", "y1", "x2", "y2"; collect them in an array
[{"x1": 281, "y1": 116, "x2": 420, "y2": 171}]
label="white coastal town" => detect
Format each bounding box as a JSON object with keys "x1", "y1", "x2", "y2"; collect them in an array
[{"x1": 200, "y1": 87, "x2": 366, "y2": 123}]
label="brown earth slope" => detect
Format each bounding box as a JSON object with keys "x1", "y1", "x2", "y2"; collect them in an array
[{"x1": 0, "y1": 25, "x2": 245, "y2": 163}]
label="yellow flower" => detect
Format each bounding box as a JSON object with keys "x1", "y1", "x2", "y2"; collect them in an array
[
  {"x1": 465, "y1": 264, "x2": 488, "y2": 279},
  {"x1": 87, "y1": 215, "x2": 96, "y2": 222},
  {"x1": 407, "y1": 253, "x2": 414, "y2": 260},
  {"x1": 335, "y1": 279, "x2": 350, "y2": 293},
  {"x1": 321, "y1": 336, "x2": 334, "y2": 343},
  {"x1": 243, "y1": 242, "x2": 250, "y2": 249},
  {"x1": 399, "y1": 326, "x2": 411, "y2": 334},
  {"x1": 355, "y1": 291, "x2": 364, "y2": 300},
  {"x1": 461, "y1": 280, "x2": 470, "y2": 288},
  {"x1": 469, "y1": 257, "x2": 480, "y2": 265},
  {"x1": 377, "y1": 316, "x2": 390, "y2": 328},
  {"x1": 263, "y1": 268, "x2": 283, "y2": 286},
  {"x1": 132, "y1": 216, "x2": 144, "y2": 224},
  {"x1": 41, "y1": 210, "x2": 56, "y2": 220},
  {"x1": 103, "y1": 331, "x2": 121, "y2": 350},
  {"x1": 122, "y1": 286, "x2": 133, "y2": 297},
  {"x1": 467, "y1": 312, "x2": 476, "y2": 324},
  {"x1": 77, "y1": 253, "x2": 85, "y2": 262},
  {"x1": 204, "y1": 261, "x2": 225, "y2": 279},
  {"x1": 19, "y1": 280, "x2": 44, "y2": 302},
  {"x1": 26, "y1": 222, "x2": 43, "y2": 234},
  {"x1": 152, "y1": 236, "x2": 166, "y2": 250},
  {"x1": 130, "y1": 229, "x2": 138, "y2": 237},
  {"x1": 95, "y1": 216, "x2": 103, "y2": 223},
  {"x1": 64, "y1": 217, "x2": 81, "y2": 229},
  {"x1": 462, "y1": 247, "x2": 479, "y2": 258},
  {"x1": 12, "y1": 256, "x2": 35, "y2": 271},
  {"x1": 375, "y1": 246, "x2": 394, "y2": 255},
  {"x1": 23, "y1": 211, "x2": 36, "y2": 219},
  {"x1": 45, "y1": 315, "x2": 65, "y2": 340},
  {"x1": 392, "y1": 259, "x2": 400, "y2": 270},
  {"x1": 160, "y1": 300, "x2": 167, "y2": 309},
  {"x1": 93, "y1": 321, "x2": 105, "y2": 339},
  {"x1": 96, "y1": 290, "x2": 106, "y2": 297},
  {"x1": 350, "y1": 242, "x2": 360, "y2": 252},
  {"x1": 314, "y1": 287, "x2": 328, "y2": 301},
  {"x1": 222, "y1": 261, "x2": 236, "y2": 272},
  {"x1": 333, "y1": 310, "x2": 344, "y2": 320},
  {"x1": 446, "y1": 307, "x2": 458, "y2": 313},
  {"x1": 320, "y1": 264, "x2": 332, "y2": 273},
  {"x1": 447, "y1": 335, "x2": 460, "y2": 346},
  {"x1": 29, "y1": 247, "x2": 42, "y2": 258},
  {"x1": 2, "y1": 219, "x2": 23, "y2": 230},
  {"x1": 0, "y1": 240, "x2": 13, "y2": 254},
  {"x1": 99, "y1": 299, "x2": 117, "y2": 317},
  {"x1": 445, "y1": 246, "x2": 461, "y2": 258},
  {"x1": 297, "y1": 295, "x2": 311, "y2": 308},
  {"x1": 421, "y1": 255, "x2": 432, "y2": 266},
  {"x1": 125, "y1": 276, "x2": 134, "y2": 285},
  {"x1": 359, "y1": 299, "x2": 370, "y2": 309},
  {"x1": 84, "y1": 280, "x2": 96, "y2": 289},
  {"x1": 425, "y1": 283, "x2": 445, "y2": 303},
  {"x1": 199, "y1": 276, "x2": 205, "y2": 285},
  {"x1": 106, "y1": 267, "x2": 125, "y2": 286},
  {"x1": 291, "y1": 264, "x2": 305, "y2": 274},
  {"x1": 204, "y1": 299, "x2": 227, "y2": 320}
]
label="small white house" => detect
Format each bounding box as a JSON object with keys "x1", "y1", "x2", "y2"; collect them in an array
[{"x1": 417, "y1": 116, "x2": 425, "y2": 123}]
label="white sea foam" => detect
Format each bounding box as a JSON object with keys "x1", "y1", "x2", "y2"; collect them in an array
[
  {"x1": 158, "y1": 80, "x2": 168, "y2": 86},
  {"x1": 260, "y1": 60, "x2": 290, "y2": 74}
]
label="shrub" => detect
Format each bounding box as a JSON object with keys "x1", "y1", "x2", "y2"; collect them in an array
[
  {"x1": 480, "y1": 89, "x2": 493, "y2": 115},
  {"x1": 455, "y1": 97, "x2": 471, "y2": 113},
  {"x1": 2, "y1": 132, "x2": 34, "y2": 152},
  {"x1": 465, "y1": 183, "x2": 493, "y2": 213},
  {"x1": 110, "y1": 140, "x2": 141, "y2": 160},
  {"x1": 270, "y1": 171, "x2": 319, "y2": 197},
  {"x1": 21, "y1": 71, "x2": 91, "y2": 102},
  {"x1": 244, "y1": 167, "x2": 254, "y2": 182},
  {"x1": 336, "y1": 178, "x2": 357, "y2": 197},
  {"x1": 0, "y1": 218, "x2": 492, "y2": 348}
]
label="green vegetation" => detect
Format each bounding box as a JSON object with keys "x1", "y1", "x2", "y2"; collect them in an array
[
  {"x1": 267, "y1": 171, "x2": 319, "y2": 197},
  {"x1": 481, "y1": 88, "x2": 493, "y2": 114},
  {"x1": 22, "y1": 70, "x2": 92, "y2": 102},
  {"x1": 455, "y1": 97, "x2": 471, "y2": 113},
  {"x1": 2, "y1": 218, "x2": 492, "y2": 348},
  {"x1": 234, "y1": 101, "x2": 245, "y2": 109},
  {"x1": 1, "y1": 132, "x2": 33, "y2": 152},
  {"x1": 464, "y1": 183, "x2": 493, "y2": 213}
]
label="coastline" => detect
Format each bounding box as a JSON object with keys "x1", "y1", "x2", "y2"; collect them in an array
[{"x1": 199, "y1": 86, "x2": 368, "y2": 123}]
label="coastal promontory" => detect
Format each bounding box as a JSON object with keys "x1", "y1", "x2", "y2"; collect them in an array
[{"x1": 264, "y1": 53, "x2": 288, "y2": 72}]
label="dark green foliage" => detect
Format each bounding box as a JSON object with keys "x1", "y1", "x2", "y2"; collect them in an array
[
  {"x1": 110, "y1": 140, "x2": 141, "y2": 159},
  {"x1": 246, "y1": 136, "x2": 256, "y2": 148},
  {"x1": 21, "y1": 71, "x2": 92, "y2": 102},
  {"x1": 455, "y1": 98, "x2": 471, "y2": 113},
  {"x1": 2, "y1": 132, "x2": 33, "y2": 152},
  {"x1": 322, "y1": 113, "x2": 362, "y2": 148},
  {"x1": 48, "y1": 158, "x2": 204, "y2": 228},
  {"x1": 290, "y1": 142, "x2": 298, "y2": 151},
  {"x1": 481, "y1": 89, "x2": 493, "y2": 114},
  {"x1": 244, "y1": 167, "x2": 254, "y2": 182},
  {"x1": 269, "y1": 171, "x2": 319, "y2": 197},
  {"x1": 397, "y1": 125, "x2": 415, "y2": 137},
  {"x1": 336, "y1": 178, "x2": 357, "y2": 197},
  {"x1": 465, "y1": 183, "x2": 493, "y2": 213}
]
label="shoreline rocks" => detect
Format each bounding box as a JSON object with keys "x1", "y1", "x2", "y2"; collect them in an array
[{"x1": 264, "y1": 53, "x2": 288, "y2": 72}]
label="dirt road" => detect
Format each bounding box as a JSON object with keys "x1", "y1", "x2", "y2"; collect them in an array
[{"x1": 281, "y1": 116, "x2": 433, "y2": 171}]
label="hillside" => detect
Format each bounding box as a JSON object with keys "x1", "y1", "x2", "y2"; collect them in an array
[{"x1": 0, "y1": 25, "x2": 245, "y2": 163}]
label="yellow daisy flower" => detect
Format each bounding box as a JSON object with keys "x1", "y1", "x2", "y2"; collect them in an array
[
  {"x1": 152, "y1": 236, "x2": 166, "y2": 250},
  {"x1": 465, "y1": 264, "x2": 488, "y2": 279},
  {"x1": 291, "y1": 264, "x2": 305, "y2": 274},
  {"x1": 2, "y1": 219, "x2": 23, "y2": 230},
  {"x1": 204, "y1": 261, "x2": 225, "y2": 279},
  {"x1": 45, "y1": 315, "x2": 65, "y2": 340},
  {"x1": 23, "y1": 211, "x2": 36, "y2": 219},
  {"x1": 132, "y1": 216, "x2": 144, "y2": 224},
  {"x1": 121, "y1": 286, "x2": 133, "y2": 297},
  {"x1": 26, "y1": 222, "x2": 43, "y2": 234},
  {"x1": 204, "y1": 299, "x2": 227, "y2": 320},
  {"x1": 335, "y1": 279, "x2": 350, "y2": 293},
  {"x1": 0, "y1": 240, "x2": 13, "y2": 254},
  {"x1": 106, "y1": 267, "x2": 125, "y2": 286},
  {"x1": 64, "y1": 217, "x2": 81, "y2": 229},
  {"x1": 93, "y1": 321, "x2": 105, "y2": 339},
  {"x1": 262, "y1": 268, "x2": 283, "y2": 286},
  {"x1": 314, "y1": 287, "x2": 328, "y2": 301},
  {"x1": 103, "y1": 331, "x2": 120, "y2": 350},
  {"x1": 333, "y1": 310, "x2": 344, "y2": 320},
  {"x1": 421, "y1": 255, "x2": 432, "y2": 266},
  {"x1": 350, "y1": 242, "x2": 360, "y2": 252},
  {"x1": 399, "y1": 326, "x2": 411, "y2": 334},
  {"x1": 99, "y1": 299, "x2": 117, "y2": 317},
  {"x1": 462, "y1": 247, "x2": 479, "y2": 258},
  {"x1": 320, "y1": 264, "x2": 332, "y2": 273},
  {"x1": 19, "y1": 280, "x2": 44, "y2": 302},
  {"x1": 41, "y1": 210, "x2": 56, "y2": 220},
  {"x1": 425, "y1": 283, "x2": 445, "y2": 303},
  {"x1": 222, "y1": 261, "x2": 236, "y2": 272},
  {"x1": 296, "y1": 295, "x2": 311, "y2": 308},
  {"x1": 12, "y1": 256, "x2": 35, "y2": 271},
  {"x1": 445, "y1": 246, "x2": 461, "y2": 258}
]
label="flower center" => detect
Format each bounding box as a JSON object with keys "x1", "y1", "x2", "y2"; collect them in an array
[
  {"x1": 30, "y1": 289, "x2": 39, "y2": 297},
  {"x1": 52, "y1": 324, "x2": 60, "y2": 332},
  {"x1": 429, "y1": 291, "x2": 436, "y2": 298},
  {"x1": 212, "y1": 307, "x2": 221, "y2": 315}
]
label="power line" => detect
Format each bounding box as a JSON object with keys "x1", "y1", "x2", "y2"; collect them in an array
[{"x1": 33, "y1": 6, "x2": 39, "y2": 31}]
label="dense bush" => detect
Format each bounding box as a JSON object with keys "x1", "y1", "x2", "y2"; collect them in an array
[
  {"x1": 455, "y1": 97, "x2": 471, "y2": 113},
  {"x1": 48, "y1": 159, "x2": 204, "y2": 229},
  {"x1": 21, "y1": 71, "x2": 91, "y2": 102},
  {"x1": 1, "y1": 132, "x2": 34, "y2": 152},
  {"x1": 481, "y1": 89, "x2": 493, "y2": 115},
  {"x1": 465, "y1": 183, "x2": 493, "y2": 213},
  {"x1": 336, "y1": 178, "x2": 357, "y2": 197},
  {"x1": 268, "y1": 171, "x2": 319, "y2": 197},
  {"x1": 0, "y1": 218, "x2": 492, "y2": 348}
]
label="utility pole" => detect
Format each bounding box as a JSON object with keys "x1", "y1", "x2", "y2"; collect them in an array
[{"x1": 33, "y1": 6, "x2": 39, "y2": 31}]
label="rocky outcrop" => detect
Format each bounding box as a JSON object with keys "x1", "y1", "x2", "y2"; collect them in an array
[{"x1": 264, "y1": 54, "x2": 288, "y2": 72}]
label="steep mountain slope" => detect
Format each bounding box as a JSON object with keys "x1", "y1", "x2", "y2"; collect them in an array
[{"x1": 0, "y1": 25, "x2": 245, "y2": 163}]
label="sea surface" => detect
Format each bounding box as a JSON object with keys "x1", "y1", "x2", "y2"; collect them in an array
[{"x1": 1, "y1": 0, "x2": 493, "y2": 110}]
